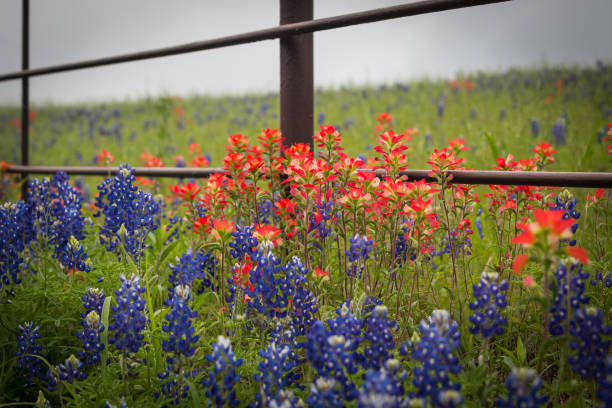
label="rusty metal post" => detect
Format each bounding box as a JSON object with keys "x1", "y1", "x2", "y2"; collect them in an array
[
  {"x1": 21, "y1": 0, "x2": 30, "y2": 199},
  {"x1": 280, "y1": 0, "x2": 313, "y2": 150}
]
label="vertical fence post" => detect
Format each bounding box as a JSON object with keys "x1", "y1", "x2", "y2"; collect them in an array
[
  {"x1": 21, "y1": 0, "x2": 30, "y2": 200},
  {"x1": 280, "y1": 0, "x2": 313, "y2": 150}
]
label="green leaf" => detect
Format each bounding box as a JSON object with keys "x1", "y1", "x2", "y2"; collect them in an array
[
  {"x1": 159, "y1": 240, "x2": 179, "y2": 266},
  {"x1": 517, "y1": 336, "x2": 526, "y2": 365},
  {"x1": 185, "y1": 379, "x2": 203, "y2": 407},
  {"x1": 101, "y1": 296, "x2": 113, "y2": 366},
  {"x1": 483, "y1": 131, "x2": 500, "y2": 162}
]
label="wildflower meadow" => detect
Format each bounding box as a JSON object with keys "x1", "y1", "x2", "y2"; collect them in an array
[{"x1": 1, "y1": 63, "x2": 612, "y2": 407}]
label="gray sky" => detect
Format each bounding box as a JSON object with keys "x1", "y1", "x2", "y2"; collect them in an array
[{"x1": 1, "y1": 0, "x2": 611, "y2": 104}]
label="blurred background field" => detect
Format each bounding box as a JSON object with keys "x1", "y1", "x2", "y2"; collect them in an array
[{"x1": 1, "y1": 63, "x2": 611, "y2": 177}]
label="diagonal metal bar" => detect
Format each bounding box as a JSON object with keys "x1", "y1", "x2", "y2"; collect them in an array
[
  {"x1": 0, "y1": 0, "x2": 509, "y2": 82},
  {"x1": 5, "y1": 165, "x2": 611, "y2": 188}
]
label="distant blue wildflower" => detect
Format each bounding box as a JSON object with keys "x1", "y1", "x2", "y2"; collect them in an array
[
  {"x1": 475, "y1": 208, "x2": 484, "y2": 240},
  {"x1": 531, "y1": 119, "x2": 539, "y2": 137},
  {"x1": 551, "y1": 118, "x2": 567, "y2": 145}
]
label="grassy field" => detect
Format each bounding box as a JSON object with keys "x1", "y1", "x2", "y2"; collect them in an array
[{"x1": 1, "y1": 64, "x2": 611, "y2": 174}]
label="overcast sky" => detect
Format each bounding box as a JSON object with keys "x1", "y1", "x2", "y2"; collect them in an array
[{"x1": 0, "y1": 0, "x2": 611, "y2": 104}]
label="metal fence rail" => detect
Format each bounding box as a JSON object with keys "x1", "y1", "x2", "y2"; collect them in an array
[
  {"x1": 2, "y1": 0, "x2": 609, "y2": 196},
  {"x1": 6, "y1": 165, "x2": 612, "y2": 189}
]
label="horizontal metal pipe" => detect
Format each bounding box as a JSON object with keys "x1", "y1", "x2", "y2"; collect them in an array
[
  {"x1": 0, "y1": 0, "x2": 509, "y2": 82},
  {"x1": 5, "y1": 165, "x2": 610, "y2": 188}
]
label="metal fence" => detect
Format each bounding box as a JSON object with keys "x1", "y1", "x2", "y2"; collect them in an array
[{"x1": 2, "y1": 0, "x2": 611, "y2": 198}]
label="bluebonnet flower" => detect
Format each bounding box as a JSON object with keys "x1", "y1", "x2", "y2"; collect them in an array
[
  {"x1": 57, "y1": 354, "x2": 88, "y2": 384},
  {"x1": 412, "y1": 310, "x2": 462, "y2": 404},
  {"x1": 597, "y1": 355, "x2": 612, "y2": 408},
  {"x1": 46, "y1": 368, "x2": 59, "y2": 392},
  {"x1": 309, "y1": 200, "x2": 335, "y2": 240},
  {"x1": 95, "y1": 164, "x2": 161, "y2": 261},
  {"x1": 469, "y1": 272, "x2": 508, "y2": 338},
  {"x1": 550, "y1": 190, "x2": 580, "y2": 246},
  {"x1": 245, "y1": 251, "x2": 290, "y2": 319},
  {"x1": 27, "y1": 172, "x2": 88, "y2": 269},
  {"x1": 437, "y1": 100, "x2": 445, "y2": 118},
  {"x1": 551, "y1": 118, "x2": 567, "y2": 145},
  {"x1": 15, "y1": 322, "x2": 45, "y2": 386},
  {"x1": 318, "y1": 112, "x2": 326, "y2": 126},
  {"x1": 306, "y1": 321, "x2": 359, "y2": 401},
  {"x1": 497, "y1": 367, "x2": 548, "y2": 407},
  {"x1": 549, "y1": 260, "x2": 590, "y2": 336},
  {"x1": 357, "y1": 359, "x2": 407, "y2": 408},
  {"x1": 229, "y1": 225, "x2": 257, "y2": 261},
  {"x1": 108, "y1": 274, "x2": 147, "y2": 354},
  {"x1": 158, "y1": 285, "x2": 199, "y2": 405},
  {"x1": 201, "y1": 335, "x2": 243, "y2": 407},
  {"x1": 82, "y1": 287, "x2": 105, "y2": 317},
  {"x1": 362, "y1": 305, "x2": 399, "y2": 370},
  {"x1": 268, "y1": 389, "x2": 304, "y2": 408},
  {"x1": 169, "y1": 249, "x2": 216, "y2": 294},
  {"x1": 162, "y1": 285, "x2": 198, "y2": 357},
  {"x1": 307, "y1": 377, "x2": 345, "y2": 408},
  {"x1": 254, "y1": 342, "x2": 301, "y2": 407},
  {"x1": 105, "y1": 398, "x2": 128, "y2": 408},
  {"x1": 164, "y1": 215, "x2": 182, "y2": 244},
  {"x1": 568, "y1": 306, "x2": 612, "y2": 380},
  {"x1": 475, "y1": 208, "x2": 484, "y2": 240},
  {"x1": 499, "y1": 108, "x2": 506, "y2": 120},
  {"x1": 435, "y1": 390, "x2": 465, "y2": 407},
  {"x1": 77, "y1": 311, "x2": 104, "y2": 365},
  {"x1": 394, "y1": 225, "x2": 416, "y2": 265},
  {"x1": 327, "y1": 301, "x2": 363, "y2": 360},
  {"x1": 346, "y1": 234, "x2": 373, "y2": 278},
  {"x1": 435, "y1": 222, "x2": 473, "y2": 258},
  {"x1": 530, "y1": 118, "x2": 539, "y2": 137},
  {"x1": 257, "y1": 199, "x2": 273, "y2": 225},
  {"x1": 0, "y1": 201, "x2": 32, "y2": 288},
  {"x1": 591, "y1": 271, "x2": 612, "y2": 288},
  {"x1": 60, "y1": 236, "x2": 92, "y2": 273},
  {"x1": 470, "y1": 108, "x2": 477, "y2": 119},
  {"x1": 286, "y1": 256, "x2": 318, "y2": 338}
]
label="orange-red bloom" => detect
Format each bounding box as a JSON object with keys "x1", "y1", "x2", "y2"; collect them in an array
[
  {"x1": 566, "y1": 247, "x2": 589, "y2": 265},
  {"x1": 170, "y1": 182, "x2": 201, "y2": 201},
  {"x1": 513, "y1": 254, "x2": 529, "y2": 275}
]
